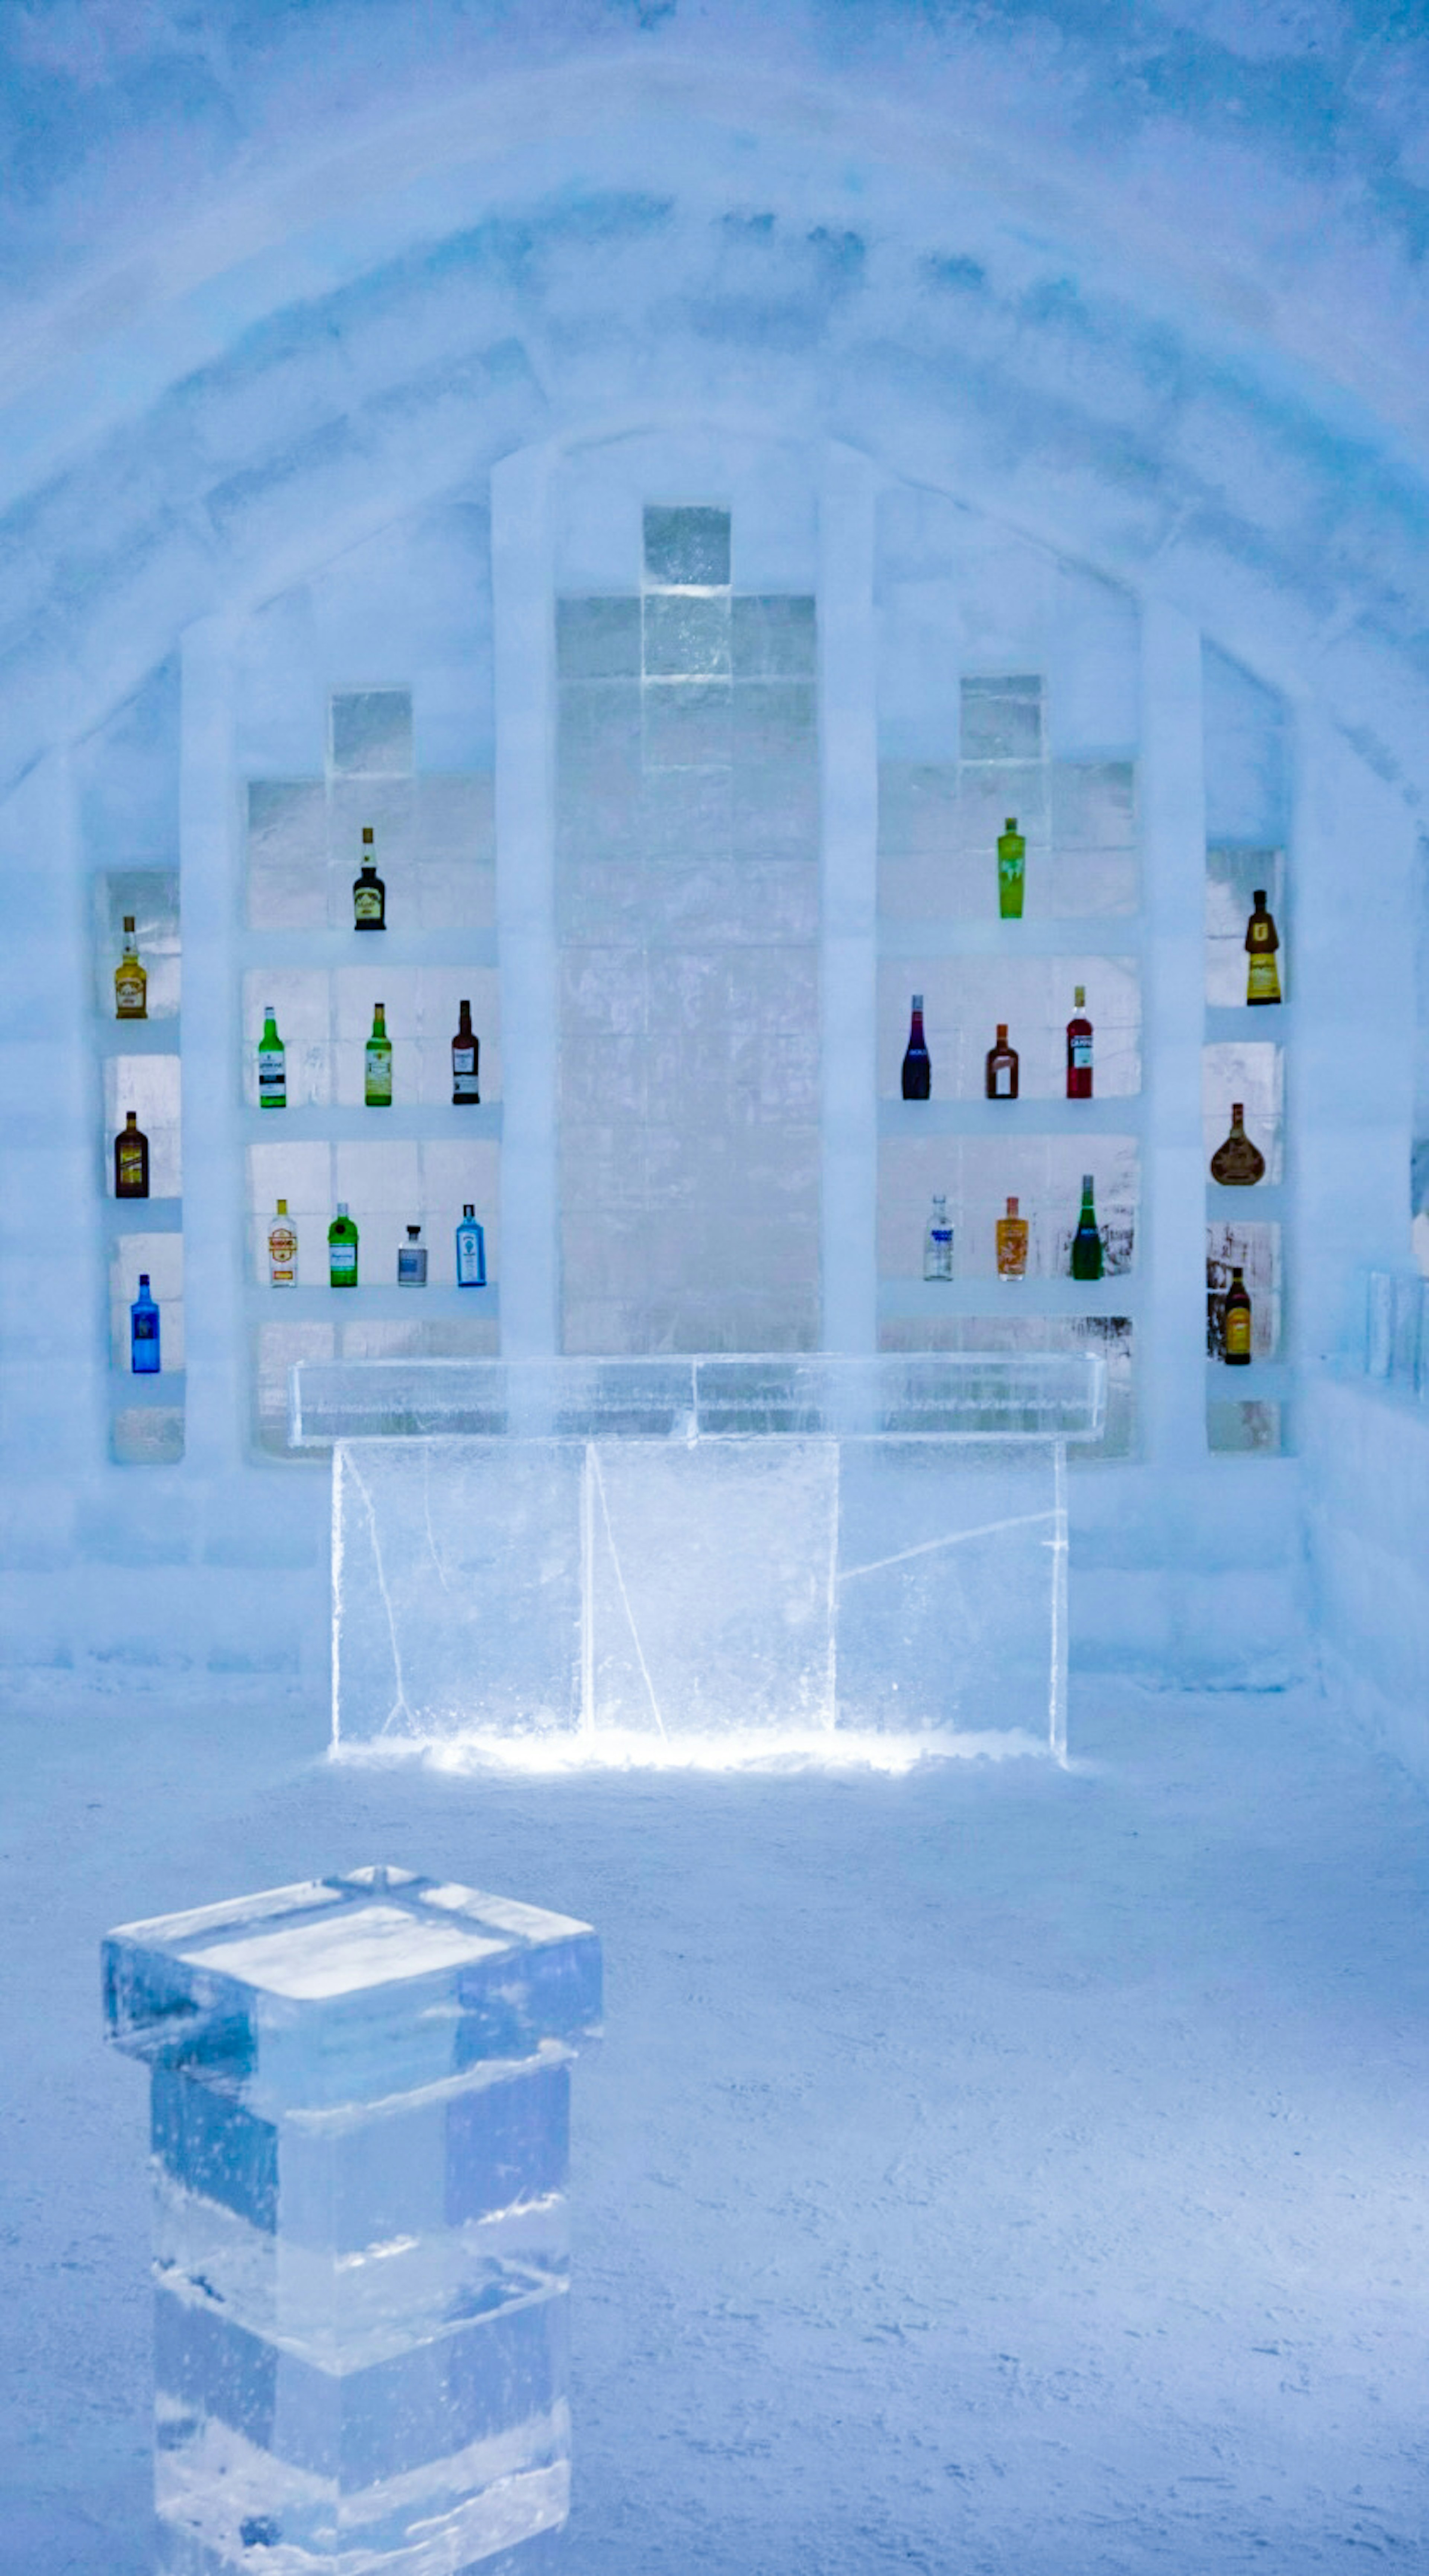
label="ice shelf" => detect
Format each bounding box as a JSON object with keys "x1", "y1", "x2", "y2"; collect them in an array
[
  {"x1": 291, "y1": 1355, "x2": 1104, "y2": 1765},
  {"x1": 103, "y1": 1866, "x2": 601, "y2": 2576}
]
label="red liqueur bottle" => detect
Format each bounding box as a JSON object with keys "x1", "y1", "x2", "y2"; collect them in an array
[{"x1": 1066, "y1": 986, "x2": 1093, "y2": 1099}]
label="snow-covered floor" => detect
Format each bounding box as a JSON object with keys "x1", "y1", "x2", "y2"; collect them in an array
[{"x1": 5, "y1": 1676, "x2": 1428, "y2": 2572}]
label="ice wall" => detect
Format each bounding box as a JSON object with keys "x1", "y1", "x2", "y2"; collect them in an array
[{"x1": 0, "y1": 9, "x2": 1425, "y2": 1714}]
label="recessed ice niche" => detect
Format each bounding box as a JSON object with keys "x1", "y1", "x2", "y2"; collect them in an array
[{"x1": 642, "y1": 504, "x2": 731, "y2": 589}]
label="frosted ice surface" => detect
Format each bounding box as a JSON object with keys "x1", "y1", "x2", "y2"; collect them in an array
[
  {"x1": 642, "y1": 504, "x2": 731, "y2": 587},
  {"x1": 105, "y1": 1869, "x2": 600, "y2": 2575},
  {"x1": 329, "y1": 686, "x2": 414, "y2": 777}
]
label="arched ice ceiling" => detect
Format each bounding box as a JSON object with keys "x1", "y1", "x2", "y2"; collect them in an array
[{"x1": 2, "y1": 14, "x2": 1428, "y2": 804}]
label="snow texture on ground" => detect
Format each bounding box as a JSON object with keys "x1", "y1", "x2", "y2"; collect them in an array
[{"x1": 3, "y1": 1677, "x2": 1428, "y2": 2572}]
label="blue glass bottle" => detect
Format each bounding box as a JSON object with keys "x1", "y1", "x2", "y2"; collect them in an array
[
  {"x1": 130, "y1": 1273, "x2": 160, "y2": 1373},
  {"x1": 455, "y1": 1203, "x2": 486, "y2": 1287}
]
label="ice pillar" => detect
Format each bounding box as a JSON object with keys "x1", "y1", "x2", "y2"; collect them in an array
[{"x1": 103, "y1": 1865, "x2": 601, "y2": 2574}]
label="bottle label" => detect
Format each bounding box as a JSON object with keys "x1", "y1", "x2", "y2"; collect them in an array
[
  {"x1": 1224, "y1": 1301, "x2": 1251, "y2": 1359},
  {"x1": 330, "y1": 1241, "x2": 358, "y2": 1284},
  {"x1": 457, "y1": 1228, "x2": 486, "y2": 1286},
  {"x1": 993, "y1": 1065, "x2": 1013, "y2": 1096},
  {"x1": 115, "y1": 968, "x2": 146, "y2": 1014},
  {"x1": 397, "y1": 1250, "x2": 427, "y2": 1284},
  {"x1": 1247, "y1": 956, "x2": 1281, "y2": 1001},
  {"x1": 453, "y1": 1045, "x2": 476, "y2": 1072},
  {"x1": 269, "y1": 1225, "x2": 297, "y2": 1285},
  {"x1": 354, "y1": 887, "x2": 383, "y2": 922},
  {"x1": 365, "y1": 1045, "x2": 392, "y2": 1099},
  {"x1": 257, "y1": 1047, "x2": 286, "y2": 1102},
  {"x1": 1071, "y1": 1036, "x2": 1093, "y2": 1069},
  {"x1": 132, "y1": 1311, "x2": 157, "y2": 1341},
  {"x1": 117, "y1": 1142, "x2": 145, "y2": 1191}
]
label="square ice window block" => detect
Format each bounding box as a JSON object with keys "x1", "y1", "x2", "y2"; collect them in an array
[
  {"x1": 732, "y1": 595, "x2": 816, "y2": 678},
  {"x1": 557, "y1": 596, "x2": 642, "y2": 679},
  {"x1": 642, "y1": 590, "x2": 731, "y2": 678},
  {"x1": 246, "y1": 780, "x2": 327, "y2": 932},
  {"x1": 104, "y1": 1866, "x2": 601, "y2": 2105},
  {"x1": 960, "y1": 675, "x2": 1043, "y2": 762},
  {"x1": 643, "y1": 504, "x2": 731, "y2": 589},
  {"x1": 641, "y1": 679, "x2": 732, "y2": 771},
  {"x1": 329, "y1": 689, "x2": 414, "y2": 777}
]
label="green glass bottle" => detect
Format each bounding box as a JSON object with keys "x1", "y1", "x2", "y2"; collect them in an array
[
  {"x1": 328, "y1": 1201, "x2": 359, "y2": 1287},
  {"x1": 364, "y1": 1002, "x2": 392, "y2": 1108},
  {"x1": 997, "y1": 815, "x2": 1025, "y2": 920},
  {"x1": 257, "y1": 1003, "x2": 286, "y2": 1109},
  {"x1": 1070, "y1": 1172, "x2": 1104, "y2": 1281}
]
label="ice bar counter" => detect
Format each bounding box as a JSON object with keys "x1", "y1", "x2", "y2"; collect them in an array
[
  {"x1": 290, "y1": 1354, "x2": 1107, "y2": 1762},
  {"x1": 103, "y1": 1866, "x2": 602, "y2": 2575}
]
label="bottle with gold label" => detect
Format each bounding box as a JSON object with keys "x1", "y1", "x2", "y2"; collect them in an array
[
  {"x1": 1222, "y1": 1264, "x2": 1252, "y2": 1363},
  {"x1": 1245, "y1": 890, "x2": 1281, "y2": 1004},
  {"x1": 115, "y1": 917, "x2": 147, "y2": 1020},
  {"x1": 268, "y1": 1199, "x2": 298, "y2": 1287},
  {"x1": 1209, "y1": 1103, "x2": 1265, "y2": 1187},
  {"x1": 364, "y1": 1003, "x2": 393, "y2": 1107},
  {"x1": 114, "y1": 1110, "x2": 149, "y2": 1199},
  {"x1": 353, "y1": 826, "x2": 386, "y2": 931},
  {"x1": 996, "y1": 1196, "x2": 1029, "y2": 1278}
]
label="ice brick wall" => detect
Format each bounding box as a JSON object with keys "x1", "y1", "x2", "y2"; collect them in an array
[{"x1": 556, "y1": 503, "x2": 820, "y2": 1354}]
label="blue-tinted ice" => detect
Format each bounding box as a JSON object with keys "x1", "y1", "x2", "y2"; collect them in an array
[{"x1": 103, "y1": 1868, "x2": 601, "y2": 2573}]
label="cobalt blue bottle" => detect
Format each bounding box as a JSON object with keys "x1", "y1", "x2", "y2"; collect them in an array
[{"x1": 131, "y1": 1273, "x2": 160, "y2": 1373}]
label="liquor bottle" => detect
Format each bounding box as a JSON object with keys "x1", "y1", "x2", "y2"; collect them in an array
[
  {"x1": 985, "y1": 1023, "x2": 1019, "y2": 1100},
  {"x1": 996, "y1": 1196, "x2": 1029, "y2": 1278},
  {"x1": 456, "y1": 1204, "x2": 486, "y2": 1287},
  {"x1": 114, "y1": 1110, "x2": 149, "y2": 1199},
  {"x1": 130, "y1": 1273, "x2": 160, "y2": 1373},
  {"x1": 115, "y1": 917, "x2": 147, "y2": 1020},
  {"x1": 901, "y1": 995, "x2": 931, "y2": 1100},
  {"x1": 353, "y1": 826, "x2": 386, "y2": 931},
  {"x1": 364, "y1": 1003, "x2": 393, "y2": 1107},
  {"x1": 1245, "y1": 890, "x2": 1281, "y2": 1005},
  {"x1": 256, "y1": 1004, "x2": 286, "y2": 1109},
  {"x1": 397, "y1": 1224, "x2": 428, "y2": 1286},
  {"x1": 1070, "y1": 1173, "x2": 1104, "y2": 1280},
  {"x1": 923, "y1": 1193, "x2": 954, "y2": 1281},
  {"x1": 1222, "y1": 1264, "x2": 1252, "y2": 1363},
  {"x1": 452, "y1": 999, "x2": 480, "y2": 1105},
  {"x1": 997, "y1": 816, "x2": 1025, "y2": 921},
  {"x1": 1066, "y1": 986, "x2": 1093, "y2": 1100},
  {"x1": 268, "y1": 1198, "x2": 297, "y2": 1287},
  {"x1": 1209, "y1": 1102, "x2": 1265, "y2": 1187},
  {"x1": 328, "y1": 1202, "x2": 359, "y2": 1287}
]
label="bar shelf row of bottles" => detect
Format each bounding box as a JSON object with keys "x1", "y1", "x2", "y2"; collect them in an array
[{"x1": 94, "y1": 873, "x2": 186, "y2": 1463}]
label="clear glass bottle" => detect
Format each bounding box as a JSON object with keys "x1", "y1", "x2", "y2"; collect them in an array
[
  {"x1": 257, "y1": 1004, "x2": 286, "y2": 1109},
  {"x1": 985, "y1": 1023, "x2": 1019, "y2": 1100},
  {"x1": 114, "y1": 1109, "x2": 149, "y2": 1199},
  {"x1": 901, "y1": 995, "x2": 931, "y2": 1100},
  {"x1": 1209, "y1": 1103, "x2": 1266, "y2": 1186},
  {"x1": 1245, "y1": 890, "x2": 1281, "y2": 1004},
  {"x1": 1070, "y1": 1173, "x2": 1104, "y2": 1281},
  {"x1": 364, "y1": 1003, "x2": 392, "y2": 1107},
  {"x1": 452, "y1": 999, "x2": 480, "y2": 1105},
  {"x1": 397, "y1": 1224, "x2": 428, "y2": 1285},
  {"x1": 1222, "y1": 1264, "x2": 1252, "y2": 1362},
  {"x1": 328, "y1": 1201, "x2": 359, "y2": 1287},
  {"x1": 130, "y1": 1273, "x2": 160, "y2": 1373},
  {"x1": 456, "y1": 1204, "x2": 487, "y2": 1286},
  {"x1": 996, "y1": 1196, "x2": 1029, "y2": 1278},
  {"x1": 1066, "y1": 986, "x2": 1093, "y2": 1099},
  {"x1": 353, "y1": 826, "x2": 386, "y2": 931},
  {"x1": 115, "y1": 916, "x2": 147, "y2": 1020},
  {"x1": 923, "y1": 1193, "x2": 954, "y2": 1281},
  {"x1": 268, "y1": 1198, "x2": 297, "y2": 1287},
  {"x1": 997, "y1": 816, "x2": 1025, "y2": 921}
]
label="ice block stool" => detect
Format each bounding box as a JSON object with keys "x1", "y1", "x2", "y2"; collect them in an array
[{"x1": 102, "y1": 1865, "x2": 601, "y2": 2574}]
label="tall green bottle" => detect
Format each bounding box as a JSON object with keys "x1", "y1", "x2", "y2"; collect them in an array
[
  {"x1": 364, "y1": 1002, "x2": 393, "y2": 1108},
  {"x1": 997, "y1": 815, "x2": 1026, "y2": 920},
  {"x1": 328, "y1": 1201, "x2": 359, "y2": 1287},
  {"x1": 1069, "y1": 1173, "x2": 1104, "y2": 1281}
]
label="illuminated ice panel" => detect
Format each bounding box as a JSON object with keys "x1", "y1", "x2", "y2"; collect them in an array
[
  {"x1": 878, "y1": 957, "x2": 1141, "y2": 1098},
  {"x1": 110, "y1": 1233, "x2": 184, "y2": 1371},
  {"x1": 104, "y1": 1867, "x2": 600, "y2": 2576},
  {"x1": 879, "y1": 1135, "x2": 1139, "y2": 1279},
  {"x1": 105, "y1": 1053, "x2": 182, "y2": 1198},
  {"x1": 1207, "y1": 1219, "x2": 1281, "y2": 1361},
  {"x1": 246, "y1": 779, "x2": 327, "y2": 931},
  {"x1": 96, "y1": 870, "x2": 181, "y2": 1019},
  {"x1": 1203, "y1": 1041, "x2": 1283, "y2": 1183},
  {"x1": 877, "y1": 758, "x2": 1136, "y2": 920},
  {"x1": 1206, "y1": 846, "x2": 1286, "y2": 1006}
]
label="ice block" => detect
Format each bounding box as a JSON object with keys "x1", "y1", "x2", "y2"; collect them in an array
[{"x1": 103, "y1": 1866, "x2": 601, "y2": 2574}]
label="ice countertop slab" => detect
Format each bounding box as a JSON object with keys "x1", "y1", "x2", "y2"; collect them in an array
[
  {"x1": 291, "y1": 1350, "x2": 1106, "y2": 1446},
  {"x1": 103, "y1": 1867, "x2": 602, "y2": 2109}
]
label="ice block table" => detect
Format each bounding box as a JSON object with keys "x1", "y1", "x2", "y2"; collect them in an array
[
  {"x1": 103, "y1": 1866, "x2": 601, "y2": 2575},
  {"x1": 291, "y1": 1353, "x2": 1105, "y2": 1764}
]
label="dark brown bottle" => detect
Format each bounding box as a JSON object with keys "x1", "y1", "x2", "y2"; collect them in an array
[
  {"x1": 1222, "y1": 1265, "x2": 1252, "y2": 1364},
  {"x1": 985, "y1": 1023, "x2": 1019, "y2": 1100},
  {"x1": 452, "y1": 998, "x2": 480, "y2": 1105},
  {"x1": 114, "y1": 1109, "x2": 149, "y2": 1199},
  {"x1": 353, "y1": 825, "x2": 386, "y2": 931},
  {"x1": 1209, "y1": 1103, "x2": 1265, "y2": 1187}
]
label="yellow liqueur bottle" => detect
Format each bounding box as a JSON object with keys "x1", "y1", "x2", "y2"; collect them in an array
[
  {"x1": 115, "y1": 917, "x2": 147, "y2": 1020},
  {"x1": 1222, "y1": 1264, "x2": 1252, "y2": 1364},
  {"x1": 996, "y1": 1196, "x2": 1029, "y2": 1278},
  {"x1": 268, "y1": 1199, "x2": 297, "y2": 1287},
  {"x1": 1245, "y1": 889, "x2": 1281, "y2": 1004}
]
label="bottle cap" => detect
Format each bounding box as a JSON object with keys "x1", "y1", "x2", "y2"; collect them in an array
[
  {"x1": 125, "y1": 1109, "x2": 137, "y2": 1125},
  {"x1": 1082, "y1": 1173, "x2": 1094, "y2": 1190},
  {"x1": 1231, "y1": 1264, "x2": 1245, "y2": 1280},
  {"x1": 1231, "y1": 1102, "x2": 1244, "y2": 1120},
  {"x1": 407, "y1": 1225, "x2": 421, "y2": 1240},
  {"x1": 459, "y1": 997, "x2": 470, "y2": 1013},
  {"x1": 123, "y1": 915, "x2": 135, "y2": 931},
  {"x1": 463, "y1": 1203, "x2": 474, "y2": 1218},
  {"x1": 1006, "y1": 1197, "x2": 1019, "y2": 1216},
  {"x1": 138, "y1": 1275, "x2": 150, "y2": 1289},
  {"x1": 276, "y1": 1198, "x2": 287, "y2": 1215},
  {"x1": 1004, "y1": 816, "x2": 1017, "y2": 831},
  {"x1": 336, "y1": 1201, "x2": 349, "y2": 1217},
  {"x1": 995, "y1": 1024, "x2": 1007, "y2": 1041},
  {"x1": 911, "y1": 993, "x2": 923, "y2": 1011},
  {"x1": 1074, "y1": 985, "x2": 1085, "y2": 1007},
  {"x1": 264, "y1": 1001, "x2": 276, "y2": 1017},
  {"x1": 363, "y1": 826, "x2": 373, "y2": 845},
  {"x1": 1253, "y1": 889, "x2": 1266, "y2": 905}
]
